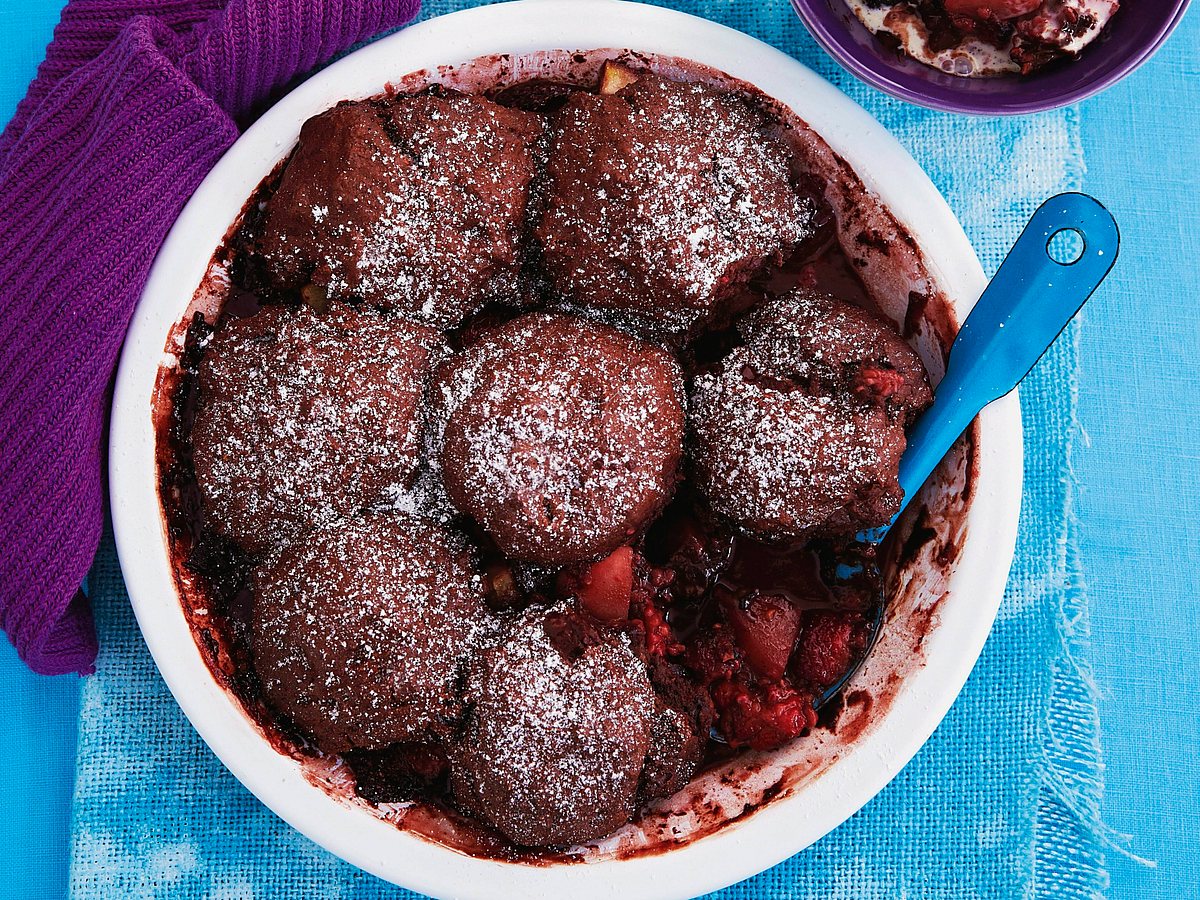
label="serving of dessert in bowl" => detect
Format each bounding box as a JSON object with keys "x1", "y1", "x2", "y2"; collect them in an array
[
  {"x1": 792, "y1": 0, "x2": 1190, "y2": 113},
  {"x1": 841, "y1": 0, "x2": 1122, "y2": 78},
  {"x1": 109, "y1": 2, "x2": 1022, "y2": 897}
]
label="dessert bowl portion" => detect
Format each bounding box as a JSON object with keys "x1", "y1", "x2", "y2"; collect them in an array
[
  {"x1": 842, "y1": 0, "x2": 1121, "y2": 78},
  {"x1": 110, "y1": 3, "x2": 1022, "y2": 898},
  {"x1": 792, "y1": 0, "x2": 1190, "y2": 113}
]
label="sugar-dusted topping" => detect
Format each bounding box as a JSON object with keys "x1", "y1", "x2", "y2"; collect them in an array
[
  {"x1": 691, "y1": 348, "x2": 901, "y2": 539},
  {"x1": 429, "y1": 313, "x2": 686, "y2": 564},
  {"x1": 688, "y1": 290, "x2": 931, "y2": 539},
  {"x1": 449, "y1": 602, "x2": 657, "y2": 847},
  {"x1": 381, "y1": 462, "x2": 459, "y2": 525},
  {"x1": 259, "y1": 91, "x2": 543, "y2": 328},
  {"x1": 740, "y1": 290, "x2": 932, "y2": 418},
  {"x1": 251, "y1": 511, "x2": 495, "y2": 754},
  {"x1": 537, "y1": 75, "x2": 818, "y2": 341},
  {"x1": 191, "y1": 302, "x2": 442, "y2": 554}
]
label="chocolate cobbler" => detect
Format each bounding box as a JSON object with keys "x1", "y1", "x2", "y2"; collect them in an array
[{"x1": 157, "y1": 57, "x2": 948, "y2": 857}]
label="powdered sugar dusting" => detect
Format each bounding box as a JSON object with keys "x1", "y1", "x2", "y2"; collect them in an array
[
  {"x1": 449, "y1": 603, "x2": 656, "y2": 846},
  {"x1": 692, "y1": 352, "x2": 898, "y2": 536},
  {"x1": 259, "y1": 91, "x2": 543, "y2": 328},
  {"x1": 689, "y1": 291, "x2": 930, "y2": 539},
  {"x1": 740, "y1": 290, "x2": 931, "y2": 414},
  {"x1": 252, "y1": 512, "x2": 493, "y2": 753},
  {"x1": 537, "y1": 75, "x2": 817, "y2": 341},
  {"x1": 190, "y1": 303, "x2": 442, "y2": 554},
  {"x1": 429, "y1": 313, "x2": 685, "y2": 563}
]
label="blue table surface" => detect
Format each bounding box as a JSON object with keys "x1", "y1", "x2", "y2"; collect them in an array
[{"x1": 2, "y1": 2, "x2": 1197, "y2": 898}]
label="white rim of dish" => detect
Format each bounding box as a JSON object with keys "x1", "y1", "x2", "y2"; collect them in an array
[{"x1": 109, "y1": 2, "x2": 1024, "y2": 898}]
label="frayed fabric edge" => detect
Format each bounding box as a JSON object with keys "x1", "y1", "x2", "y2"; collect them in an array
[{"x1": 1032, "y1": 306, "x2": 1154, "y2": 900}]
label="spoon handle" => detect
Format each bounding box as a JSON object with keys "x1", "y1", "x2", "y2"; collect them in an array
[{"x1": 895, "y1": 192, "x2": 1120, "y2": 515}]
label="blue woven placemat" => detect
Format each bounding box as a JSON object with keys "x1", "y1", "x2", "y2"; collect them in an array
[{"x1": 67, "y1": 2, "x2": 1113, "y2": 897}]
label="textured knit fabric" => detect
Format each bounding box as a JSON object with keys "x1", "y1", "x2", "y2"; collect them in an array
[
  {"x1": 63, "y1": 2, "x2": 1115, "y2": 898},
  {"x1": 0, "y1": 0, "x2": 421, "y2": 677}
]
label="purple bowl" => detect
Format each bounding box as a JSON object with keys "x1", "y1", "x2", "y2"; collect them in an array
[{"x1": 791, "y1": 0, "x2": 1192, "y2": 114}]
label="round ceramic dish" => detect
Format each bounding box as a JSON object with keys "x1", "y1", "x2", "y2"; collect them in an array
[
  {"x1": 109, "y1": 1, "x2": 1023, "y2": 897},
  {"x1": 791, "y1": 0, "x2": 1191, "y2": 114}
]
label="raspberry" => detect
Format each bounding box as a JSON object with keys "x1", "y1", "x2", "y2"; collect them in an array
[
  {"x1": 684, "y1": 627, "x2": 742, "y2": 684},
  {"x1": 591, "y1": 548, "x2": 685, "y2": 660},
  {"x1": 710, "y1": 678, "x2": 816, "y2": 750},
  {"x1": 793, "y1": 610, "x2": 862, "y2": 688},
  {"x1": 633, "y1": 588, "x2": 684, "y2": 659},
  {"x1": 852, "y1": 363, "x2": 906, "y2": 405}
]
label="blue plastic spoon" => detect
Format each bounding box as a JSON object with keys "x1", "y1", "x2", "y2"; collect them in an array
[{"x1": 816, "y1": 192, "x2": 1120, "y2": 709}]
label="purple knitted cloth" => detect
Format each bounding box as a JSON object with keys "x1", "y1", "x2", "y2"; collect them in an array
[{"x1": 0, "y1": 0, "x2": 421, "y2": 676}]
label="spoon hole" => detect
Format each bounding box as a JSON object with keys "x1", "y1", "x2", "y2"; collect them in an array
[{"x1": 1047, "y1": 228, "x2": 1085, "y2": 265}]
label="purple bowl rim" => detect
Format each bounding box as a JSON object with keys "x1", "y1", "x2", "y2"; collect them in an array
[{"x1": 791, "y1": 0, "x2": 1193, "y2": 115}]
